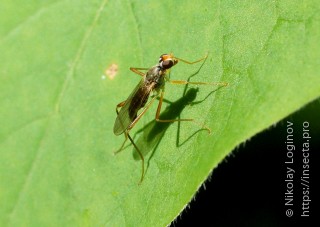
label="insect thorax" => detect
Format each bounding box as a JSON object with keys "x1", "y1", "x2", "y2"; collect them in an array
[{"x1": 145, "y1": 65, "x2": 165, "y2": 89}]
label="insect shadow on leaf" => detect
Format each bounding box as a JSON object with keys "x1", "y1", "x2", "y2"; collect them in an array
[
  {"x1": 130, "y1": 61, "x2": 225, "y2": 174},
  {"x1": 114, "y1": 53, "x2": 228, "y2": 183}
]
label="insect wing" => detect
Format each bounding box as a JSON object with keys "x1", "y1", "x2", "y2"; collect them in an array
[{"x1": 113, "y1": 79, "x2": 152, "y2": 135}]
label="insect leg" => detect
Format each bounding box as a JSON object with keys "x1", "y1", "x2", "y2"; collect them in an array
[
  {"x1": 169, "y1": 80, "x2": 228, "y2": 86},
  {"x1": 115, "y1": 95, "x2": 158, "y2": 183},
  {"x1": 114, "y1": 101, "x2": 128, "y2": 146},
  {"x1": 127, "y1": 95, "x2": 158, "y2": 183},
  {"x1": 155, "y1": 90, "x2": 211, "y2": 133},
  {"x1": 114, "y1": 97, "x2": 152, "y2": 150},
  {"x1": 174, "y1": 54, "x2": 208, "y2": 65},
  {"x1": 127, "y1": 133, "x2": 145, "y2": 184},
  {"x1": 114, "y1": 128, "x2": 145, "y2": 184},
  {"x1": 127, "y1": 95, "x2": 158, "y2": 131},
  {"x1": 116, "y1": 101, "x2": 126, "y2": 114},
  {"x1": 114, "y1": 131, "x2": 128, "y2": 154},
  {"x1": 130, "y1": 67, "x2": 149, "y2": 77}
]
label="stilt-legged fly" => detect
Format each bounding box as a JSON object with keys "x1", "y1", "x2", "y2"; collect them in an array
[{"x1": 113, "y1": 53, "x2": 228, "y2": 183}]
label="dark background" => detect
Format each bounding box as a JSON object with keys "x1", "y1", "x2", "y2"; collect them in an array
[{"x1": 172, "y1": 98, "x2": 320, "y2": 227}]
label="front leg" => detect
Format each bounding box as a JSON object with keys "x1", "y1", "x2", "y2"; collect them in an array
[{"x1": 130, "y1": 67, "x2": 149, "y2": 77}]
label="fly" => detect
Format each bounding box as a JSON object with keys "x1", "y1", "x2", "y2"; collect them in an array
[{"x1": 113, "y1": 53, "x2": 228, "y2": 183}]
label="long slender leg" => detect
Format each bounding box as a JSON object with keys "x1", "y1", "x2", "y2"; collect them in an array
[
  {"x1": 115, "y1": 95, "x2": 157, "y2": 153},
  {"x1": 114, "y1": 101, "x2": 128, "y2": 153},
  {"x1": 114, "y1": 132, "x2": 128, "y2": 154},
  {"x1": 130, "y1": 67, "x2": 149, "y2": 77},
  {"x1": 174, "y1": 54, "x2": 208, "y2": 65},
  {"x1": 125, "y1": 95, "x2": 157, "y2": 184},
  {"x1": 114, "y1": 95, "x2": 158, "y2": 183},
  {"x1": 127, "y1": 133, "x2": 145, "y2": 184},
  {"x1": 116, "y1": 101, "x2": 126, "y2": 114},
  {"x1": 155, "y1": 90, "x2": 211, "y2": 133},
  {"x1": 127, "y1": 95, "x2": 158, "y2": 131},
  {"x1": 161, "y1": 80, "x2": 227, "y2": 132},
  {"x1": 114, "y1": 101, "x2": 128, "y2": 154},
  {"x1": 155, "y1": 90, "x2": 192, "y2": 122},
  {"x1": 114, "y1": 95, "x2": 156, "y2": 153},
  {"x1": 114, "y1": 130, "x2": 145, "y2": 183},
  {"x1": 114, "y1": 67, "x2": 148, "y2": 154},
  {"x1": 170, "y1": 80, "x2": 228, "y2": 86},
  {"x1": 170, "y1": 54, "x2": 228, "y2": 87},
  {"x1": 115, "y1": 68, "x2": 147, "y2": 152}
]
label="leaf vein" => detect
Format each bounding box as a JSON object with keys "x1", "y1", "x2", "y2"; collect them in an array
[
  {"x1": 0, "y1": 115, "x2": 49, "y2": 144},
  {"x1": 54, "y1": 0, "x2": 109, "y2": 113},
  {"x1": 127, "y1": 0, "x2": 143, "y2": 64},
  {"x1": 6, "y1": 0, "x2": 109, "y2": 223}
]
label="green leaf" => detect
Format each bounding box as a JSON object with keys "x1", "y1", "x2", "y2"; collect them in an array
[{"x1": 1, "y1": 0, "x2": 319, "y2": 226}]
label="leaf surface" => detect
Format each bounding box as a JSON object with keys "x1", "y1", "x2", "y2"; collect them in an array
[{"x1": 1, "y1": 0, "x2": 319, "y2": 226}]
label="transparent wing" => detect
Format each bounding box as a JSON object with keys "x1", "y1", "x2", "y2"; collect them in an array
[{"x1": 113, "y1": 79, "x2": 154, "y2": 135}]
